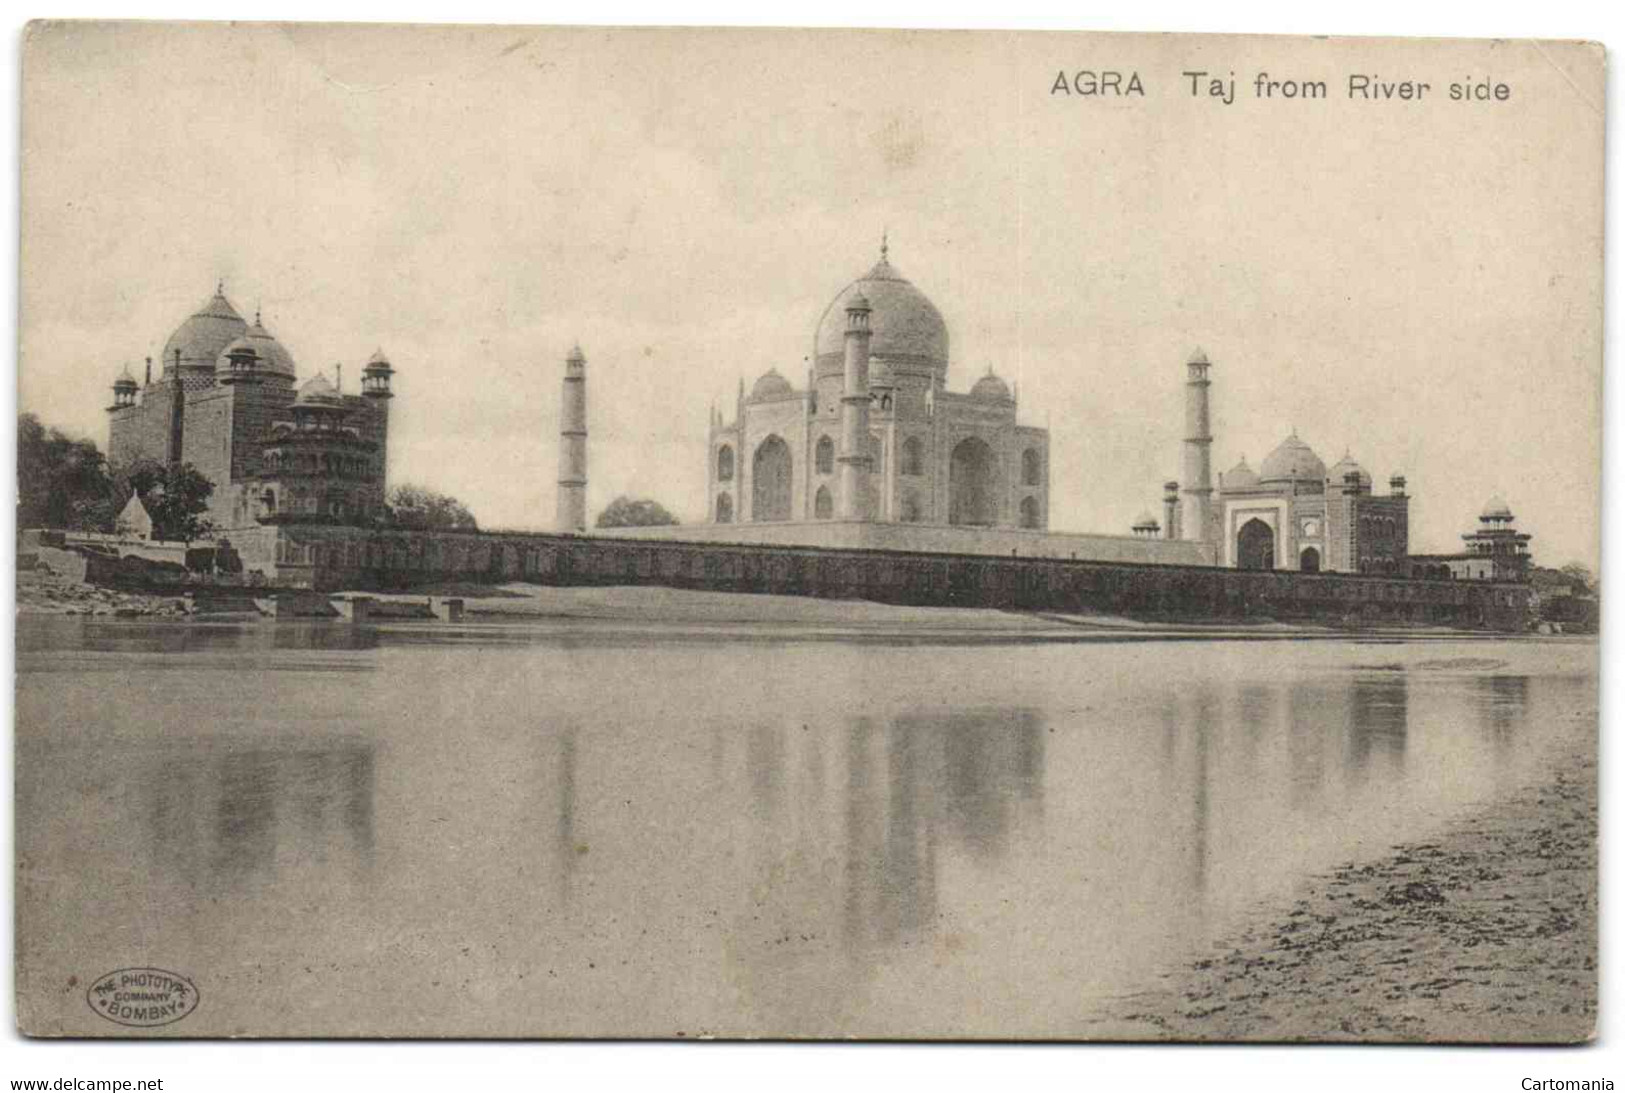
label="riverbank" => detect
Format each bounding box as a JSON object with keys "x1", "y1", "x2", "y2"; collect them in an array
[
  {"x1": 15, "y1": 572, "x2": 1524, "y2": 640},
  {"x1": 1093, "y1": 710, "x2": 1596, "y2": 1043},
  {"x1": 371, "y1": 582, "x2": 1483, "y2": 639},
  {"x1": 15, "y1": 564, "x2": 189, "y2": 618}
]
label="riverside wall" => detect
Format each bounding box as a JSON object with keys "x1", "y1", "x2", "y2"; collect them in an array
[{"x1": 231, "y1": 524, "x2": 1533, "y2": 630}]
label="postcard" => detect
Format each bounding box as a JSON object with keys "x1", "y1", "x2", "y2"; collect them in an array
[{"x1": 15, "y1": 23, "x2": 1602, "y2": 1040}]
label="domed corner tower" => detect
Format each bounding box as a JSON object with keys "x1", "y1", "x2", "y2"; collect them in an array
[{"x1": 249, "y1": 371, "x2": 385, "y2": 529}]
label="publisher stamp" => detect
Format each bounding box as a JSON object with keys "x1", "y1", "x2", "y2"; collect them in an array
[{"x1": 86, "y1": 968, "x2": 199, "y2": 1028}]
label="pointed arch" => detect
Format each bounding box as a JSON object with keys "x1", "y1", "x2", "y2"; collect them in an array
[
  {"x1": 1236, "y1": 518, "x2": 1275, "y2": 570},
  {"x1": 815, "y1": 434, "x2": 835, "y2": 475},
  {"x1": 949, "y1": 436, "x2": 999, "y2": 526},
  {"x1": 1019, "y1": 495, "x2": 1040, "y2": 528},
  {"x1": 751, "y1": 436, "x2": 793, "y2": 522}
]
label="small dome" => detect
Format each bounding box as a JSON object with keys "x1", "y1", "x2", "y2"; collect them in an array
[
  {"x1": 749, "y1": 368, "x2": 795, "y2": 402},
  {"x1": 113, "y1": 364, "x2": 138, "y2": 389},
  {"x1": 162, "y1": 287, "x2": 248, "y2": 372},
  {"x1": 1223, "y1": 457, "x2": 1258, "y2": 490},
  {"x1": 216, "y1": 317, "x2": 297, "y2": 379},
  {"x1": 366, "y1": 347, "x2": 394, "y2": 369},
  {"x1": 814, "y1": 247, "x2": 949, "y2": 377},
  {"x1": 564, "y1": 344, "x2": 585, "y2": 365},
  {"x1": 1259, "y1": 432, "x2": 1326, "y2": 485},
  {"x1": 243, "y1": 320, "x2": 297, "y2": 377},
  {"x1": 295, "y1": 372, "x2": 344, "y2": 408},
  {"x1": 1132, "y1": 510, "x2": 1160, "y2": 529},
  {"x1": 1481, "y1": 495, "x2": 1513, "y2": 519},
  {"x1": 1328, "y1": 451, "x2": 1373, "y2": 489},
  {"x1": 970, "y1": 371, "x2": 1012, "y2": 402},
  {"x1": 1188, "y1": 346, "x2": 1210, "y2": 365}
]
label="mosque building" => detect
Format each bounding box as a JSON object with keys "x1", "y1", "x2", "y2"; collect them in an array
[
  {"x1": 705, "y1": 239, "x2": 1051, "y2": 530},
  {"x1": 106, "y1": 285, "x2": 396, "y2": 532},
  {"x1": 1203, "y1": 426, "x2": 1414, "y2": 575}
]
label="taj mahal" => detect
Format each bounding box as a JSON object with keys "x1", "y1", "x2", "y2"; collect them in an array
[
  {"x1": 706, "y1": 238, "x2": 1050, "y2": 531},
  {"x1": 591, "y1": 238, "x2": 1524, "y2": 580},
  {"x1": 94, "y1": 240, "x2": 1531, "y2": 586}
]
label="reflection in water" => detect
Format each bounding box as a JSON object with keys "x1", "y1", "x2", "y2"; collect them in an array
[
  {"x1": 15, "y1": 613, "x2": 1584, "y2": 1037},
  {"x1": 1347, "y1": 676, "x2": 1410, "y2": 777},
  {"x1": 1190, "y1": 685, "x2": 1216, "y2": 899},
  {"x1": 145, "y1": 741, "x2": 376, "y2": 886},
  {"x1": 935, "y1": 710, "x2": 1045, "y2": 860},
  {"x1": 1477, "y1": 675, "x2": 1531, "y2": 754},
  {"x1": 555, "y1": 727, "x2": 579, "y2": 901},
  {"x1": 19, "y1": 620, "x2": 382, "y2": 658},
  {"x1": 719, "y1": 708, "x2": 1053, "y2": 956}
]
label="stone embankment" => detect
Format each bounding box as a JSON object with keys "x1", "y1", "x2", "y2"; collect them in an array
[{"x1": 16, "y1": 554, "x2": 190, "y2": 618}]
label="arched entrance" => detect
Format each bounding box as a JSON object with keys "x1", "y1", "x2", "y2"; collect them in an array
[
  {"x1": 1236, "y1": 518, "x2": 1275, "y2": 570},
  {"x1": 949, "y1": 436, "x2": 999, "y2": 526},
  {"x1": 716, "y1": 493, "x2": 733, "y2": 523},
  {"x1": 900, "y1": 489, "x2": 922, "y2": 523},
  {"x1": 1019, "y1": 496, "x2": 1040, "y2": 528},
  {"x1": 751, "y1": 436, "x2": 792, "y2": 521},
  {"x1": 1299, "y1": 545, "x2": 1320, "y2": 573},
  {"x1": 814, "y1": 485, "x2": 833, "y2": 519}
]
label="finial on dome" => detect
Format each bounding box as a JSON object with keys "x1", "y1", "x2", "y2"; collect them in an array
[
  {"x1": 254, "y1": 304, "x2": 262, "y2": 325},
  {"x1": 881, "y1": 228, "x2": 889, "y2": 261},
  {"x1": 217, "y1": 279, "x2": 224, "y2": 295}
]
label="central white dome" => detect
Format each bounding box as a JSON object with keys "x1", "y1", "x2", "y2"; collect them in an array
[
  {"x1": 1260, "y1": 433, "x2": 1326, "y2": 485},
  {"x1": 813, "y1": 251, "x2": 948, "y2": 378}
]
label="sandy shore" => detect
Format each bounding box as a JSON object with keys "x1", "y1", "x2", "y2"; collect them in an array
[
  {"x1": 1092, "y1": 712, "x2": 1597, "y2": 1043},
  {"x1": 375, "y1": 582, "x2": 1478, "y2": 640}
]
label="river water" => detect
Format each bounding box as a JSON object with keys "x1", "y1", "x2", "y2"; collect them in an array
[{"x1": 14, "y1": 615, "x2": 1596, "y2": 1038}]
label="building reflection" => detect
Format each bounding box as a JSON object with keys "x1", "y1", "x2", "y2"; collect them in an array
[
  {"x1": 715, "y1": 707, "x2": 1048, "y2": 959},
  {"x1": 144, "y1": 739, "x2": 377, "y2": 887},
  {"x1": 1345, "y1": 674, "x2": 1411, "y2": 778},
  {"x1": 1475, "y1": 674, "x2": 1531, "y2": 754},
  {"x1": 554, "y1": 726, "x2": 579, "y2": 901}
]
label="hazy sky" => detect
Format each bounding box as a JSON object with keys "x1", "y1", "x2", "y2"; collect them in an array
[{"x1": 20, "y1": 24, "x2": 1603, "y2": 567}]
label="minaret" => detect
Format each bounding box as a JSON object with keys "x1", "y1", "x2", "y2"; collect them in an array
[
  {"x1": 837, "y1": 292, "x2": 873, "y2": 520},
  {"x1": 1162, "y1": 480, "x2": 1181, "y2": 540},
  {"x1": 557, "y1": 344, "x2": 588, "y2": 533},
  {"x1": 362, "y1": 348, "x2": 396, "y2": 514},
  {"x1": 1181, "y1": 348, "x2": 1214, "y2": 543}
]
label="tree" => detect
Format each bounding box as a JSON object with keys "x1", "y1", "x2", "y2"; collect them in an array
[
  {"x1": 596, "y1": 495, "x2": 679, "y2": 528},
  {"x1": 122, "y1": 459, "x2": 217, "y2": 543},
  {"x1": 387, "y1": 483, "x2": 479, "y2": 530},
  {"x1": 17, "y1": 413, "x2": 120, "y2": 531},
  {"x1": 1559, "y1": 562, "x2": 1598, "y2": 596}
]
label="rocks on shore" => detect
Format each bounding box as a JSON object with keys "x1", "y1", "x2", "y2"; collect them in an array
[
  {"x1": 1094, "y1": 724, "x2": 1597, "y2": 1044},
  {"x1": 16, "y1": 565, "x2": 190, "y2": 618}
]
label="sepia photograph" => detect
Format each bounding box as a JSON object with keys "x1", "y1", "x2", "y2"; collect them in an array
[{"x1": 8, "y1": 14, "x2": 1606, "y2": 1062}]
